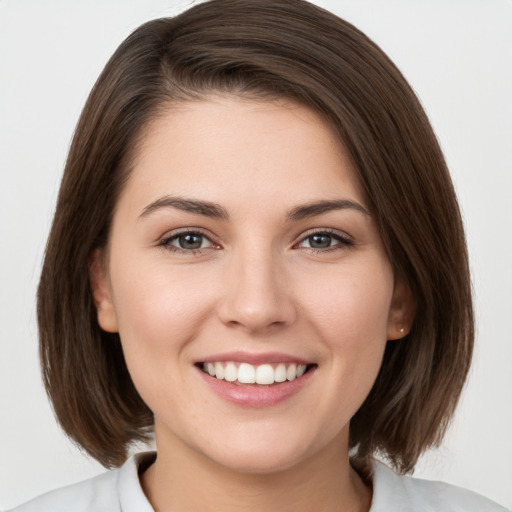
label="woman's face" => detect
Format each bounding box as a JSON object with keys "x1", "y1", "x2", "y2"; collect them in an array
[{"x1": 92, "y1": 96, "x2": 410, "y2": 473}]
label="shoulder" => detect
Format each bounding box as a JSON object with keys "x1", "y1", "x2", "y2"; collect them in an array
[
  {"x1": 5, "y1": 470, "x2": 119, "y2": 512},
  {"x1": 5, "y1": 452, "x2": 155, "y2": 512},
  {"x1": 370, "y1": 460, "x2": 510, "y2": 512}
]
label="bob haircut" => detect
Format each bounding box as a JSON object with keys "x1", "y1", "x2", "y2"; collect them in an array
[{"x1": 38, "y1": 0, "x2": 473, "y2": 473}]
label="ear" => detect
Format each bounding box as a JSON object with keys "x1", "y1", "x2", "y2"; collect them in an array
[
  {"x1": 89, "y1": 249, "x2": 119, "y2": 333},
  {"x1": 387, "y1": 276, "x2": 415, "y2": 340}
]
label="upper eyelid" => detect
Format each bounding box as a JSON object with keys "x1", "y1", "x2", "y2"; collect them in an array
[{"x1": 295, "y1": 227, "x2": 353, "y2": 243}]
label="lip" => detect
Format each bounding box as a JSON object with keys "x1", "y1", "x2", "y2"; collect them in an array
[
  {"x1": 195, "y1": 352, "x2": 317, "y2": 408},
  {"x1": 198, "y1": 351, "x2": 311, "y2": 366}
]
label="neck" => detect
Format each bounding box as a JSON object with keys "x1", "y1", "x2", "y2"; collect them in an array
[{"x1": 141, "y1": 429, "x2": 372, "y2": 512}]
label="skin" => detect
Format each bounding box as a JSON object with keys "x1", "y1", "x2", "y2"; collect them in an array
[{"x1": 91, "y1": 95, "x2": 413, "y2": 512}]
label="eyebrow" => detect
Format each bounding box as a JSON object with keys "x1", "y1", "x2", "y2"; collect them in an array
[
  {"x1": 139, "y1": 196, "x2": 229, "y2": 220},
  {"x1": 139, "y1": 196, "x2": 369, "y2": 221},
  {"x1": 286, "y1": 199, "x2": 370, "y2": 221}
]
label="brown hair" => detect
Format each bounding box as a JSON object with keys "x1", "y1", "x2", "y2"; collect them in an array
[{"x1": 38, "y1": 0, "x2": 473, "y2": 472}]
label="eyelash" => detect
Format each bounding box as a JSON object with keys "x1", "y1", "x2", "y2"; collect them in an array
[{"x1": 158, "y1": 228, "x2": 354, "y2": 255}]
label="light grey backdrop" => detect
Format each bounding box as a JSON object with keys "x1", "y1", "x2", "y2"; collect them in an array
[{"x1": 1, "y1": 0, "x2": 511, "y2": 509}]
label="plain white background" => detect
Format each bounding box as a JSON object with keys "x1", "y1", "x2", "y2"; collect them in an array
[{"x1": 0, "y1": 0, "x2": 511, "y2": 509}]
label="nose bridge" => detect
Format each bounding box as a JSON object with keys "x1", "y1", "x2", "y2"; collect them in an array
[{"x1": 218, "y1": 239, "x2": 295, "y2": 332}]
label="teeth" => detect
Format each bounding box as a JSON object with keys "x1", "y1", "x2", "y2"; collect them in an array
[
  {"x1": 275, "y1": 363, "x2": 287, "y2": 383},
  {"x1": 202, "y1": 362, "x2": 309, "y2": 385},
  {"x1": 238, "y1": 363, "x2": 256, "y2": 384},
  {"x1": 224, "y1": 362, "x2": 237, "y2": 382},
  {"x1": 214, "y1": 362, "x2": 225, "y2": 380},
  {"x1": 286, "y1": 363, "x2": 297, "y2": 381},
  {"x1": 256, "y1": 364, "x2": 274, "y2": 385},
  {"x1": 296, "y1": 364, "x2": 306, "y2": 378}
]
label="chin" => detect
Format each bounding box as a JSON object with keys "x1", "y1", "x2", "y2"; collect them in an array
[
  {"x1": 199, "y1": 431, "x2": 321, "y2": 475},
  {"x1": 213, "y1": 448, "x2": 306, "y2": 475}
]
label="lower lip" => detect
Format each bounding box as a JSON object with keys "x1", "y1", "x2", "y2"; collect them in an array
[{"x1": 197, "y1": 366, "x2": 316, "y2": 408}]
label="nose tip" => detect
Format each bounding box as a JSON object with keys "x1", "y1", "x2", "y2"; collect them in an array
[
  {"x1": 217, "y1": 257, "x2": 296, "y2": 333},
  {"x1": 224, "y1": 301, "x2": 286, "y2": 332}
]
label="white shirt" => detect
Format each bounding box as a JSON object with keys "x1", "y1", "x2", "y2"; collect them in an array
[{"x1": 7, "y1": 452, "x2": 509, "y2": 511}]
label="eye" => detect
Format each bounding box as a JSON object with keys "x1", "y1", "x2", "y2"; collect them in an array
[
  {"x1": 159, "y1": 230, "x2": 218, "y2": 253},
  {"x1": 296, "y1": 230, "x2": 353, "y2": 251}
]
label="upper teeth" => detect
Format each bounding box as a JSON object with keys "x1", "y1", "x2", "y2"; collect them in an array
[{"x1": 203, "y1": 362, "x2": 307, "y2": 385}]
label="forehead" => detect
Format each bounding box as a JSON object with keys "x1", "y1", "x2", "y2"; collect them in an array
[{"x1": 119, "y1": 95, "x2": 366, "y2": 215}]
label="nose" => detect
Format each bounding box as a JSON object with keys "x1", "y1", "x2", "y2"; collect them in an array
[{"x1": 217, "y1": 246, "x2": 297, "y2": 334}]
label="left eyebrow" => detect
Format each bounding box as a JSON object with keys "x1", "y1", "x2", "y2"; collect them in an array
[
  {"x1": 139, "y1": 196, "x2": 229, "y2": 220},
  {"x1": 286, "y1": 199, "x2": 370, "y2": 221}
]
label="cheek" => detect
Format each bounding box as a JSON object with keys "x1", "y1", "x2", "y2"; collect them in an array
[
  {"x1": 299, "y1": 261, "x2": 393, "y2": 407},
  {"x1": 108, "y1": 260, "x2": 221, "y2": 417},
  {"x1": 300, "y1": 260, "x2": 394, "y2": 343},
  {"x1": 108, "y1": 256, "x2": 219, "y2": 370}
]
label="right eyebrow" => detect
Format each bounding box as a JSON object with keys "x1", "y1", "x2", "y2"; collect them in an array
[
  {"x1": 138, "y1": 196, "x2": 229, "y2": 220},
  {"x1": 286, "y1": 199, "x2": 370, "y2": 221}
]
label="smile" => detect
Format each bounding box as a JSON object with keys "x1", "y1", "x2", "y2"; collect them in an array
[
  {"x1": 196, "y1": 353, "x2": 317, "y2": 407},
  {"x1": 201, "y1": 362, "x2": 310, "y2": 385}
]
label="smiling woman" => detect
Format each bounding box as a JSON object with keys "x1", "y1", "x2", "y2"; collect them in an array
[
  {"x1": 3, "y1": 1, "x2": 510, "y2": 511},
  {"x1": 89, "y1": 97, "x2": 404, "y2": 489}
]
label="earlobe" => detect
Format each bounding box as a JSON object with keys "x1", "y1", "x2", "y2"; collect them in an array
[
  {"x1": 387, "y1": 276, "x2": 415, "y2": 340},
  {"x1": 89, "y1": 249, "x2": 119, "y2": 333}
]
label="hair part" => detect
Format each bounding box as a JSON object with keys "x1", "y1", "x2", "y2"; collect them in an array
[{"x1": 38, "y1": 0, "x2": 473, "y2": 472}]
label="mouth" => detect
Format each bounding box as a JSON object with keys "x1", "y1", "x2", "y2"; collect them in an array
[{"x1": 197, "y1": 361, "x2": 316, "y2": 386}]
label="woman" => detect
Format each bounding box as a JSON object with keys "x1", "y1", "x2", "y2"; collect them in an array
[{"x1": 5, "y1": 1, "x2": 509, "y2": 510}]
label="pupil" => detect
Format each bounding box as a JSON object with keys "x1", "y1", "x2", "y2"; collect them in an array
[
  {"x1": 179, "y1": 234, "x2": 202, "y2": 249},
  {"x1": 310, "y1": 234, "x2": 331, "y2": 248}
]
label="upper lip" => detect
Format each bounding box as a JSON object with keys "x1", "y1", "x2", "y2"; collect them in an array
[{"x1": 198, "y1": 351, "x2": 313, "y2": 365}]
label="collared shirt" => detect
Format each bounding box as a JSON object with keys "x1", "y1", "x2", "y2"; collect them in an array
[{"x1": 6, "y1": 452, "x2": 509, "y2": 511}]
